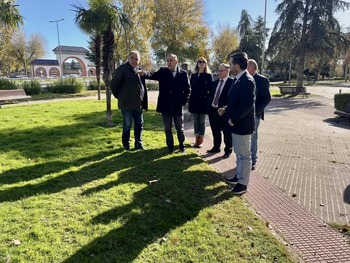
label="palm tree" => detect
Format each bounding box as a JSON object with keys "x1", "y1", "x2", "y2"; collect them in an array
[
  {"x1": 72, "y1": 2, "x2": 103, "y2": 100},
  {"x1": 0, "y1": 0, "x2": 23, "y2": 28},
  {"x1": 272, "y1": 0, "x2": 350, "y2": 87},
  {"x1": 72, "y1": 0, "x2": 130, "y2": 126}
]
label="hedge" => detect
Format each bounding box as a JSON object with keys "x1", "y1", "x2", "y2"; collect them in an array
[{"x1": 334, "y1": 93, "x2": 350, "y2": 110}]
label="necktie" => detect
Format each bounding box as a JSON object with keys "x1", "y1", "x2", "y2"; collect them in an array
[{"x1": 213, "y1": 79, "x2": 224, "y2": 107}]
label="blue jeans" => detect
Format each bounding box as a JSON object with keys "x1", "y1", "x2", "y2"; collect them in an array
[
  {"x1": 161, "y1": 114, "x2": 185, "y2": 149},
  {"x1": 251, "y1": 116, "x2": 261, "y2": 164},
  {"x1": 121, "y1": 109, "x2": 143, "y2": 149},
  {"x1": 232, "y1": 133, "x2": 252, "y2": 186},
  {"x1": 192, "y1": 113, "x2": 206, "y2": 136}
]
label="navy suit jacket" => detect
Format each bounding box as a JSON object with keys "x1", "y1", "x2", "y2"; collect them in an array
[
  {"x1": 207, "y1": 77, "x2": 233, "y2": 112},
  {"x1": 253, "y1": 73, "x2": 271, "y2": 120},
  {"x1": 226, "y1": 71, "x2": 255, "y2": 135}
]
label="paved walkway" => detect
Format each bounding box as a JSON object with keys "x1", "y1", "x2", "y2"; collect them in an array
[{"x1": 149, "y1": 87, "x2": 350, "y2": 262}]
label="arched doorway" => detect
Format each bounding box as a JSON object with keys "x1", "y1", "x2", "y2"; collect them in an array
[
  {"x1": 61, "y1": 56, "x2": 86, "y2": 77},
  {"x1": 35, "y1": 67, "x2": 47, "y2": 77}
]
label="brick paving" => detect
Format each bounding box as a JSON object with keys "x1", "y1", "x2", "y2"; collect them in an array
[{"x1": 148, "y1": 88, "x2": 350, "y2": 262}]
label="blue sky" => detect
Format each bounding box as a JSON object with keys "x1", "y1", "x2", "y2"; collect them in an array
[{"x1": 17, "y1": 0, "x2": 350, "y2": 60}]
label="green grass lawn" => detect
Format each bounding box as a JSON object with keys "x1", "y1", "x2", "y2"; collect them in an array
[{"x1": 0, "y1": 100, "x2": 297, "y2": 262}]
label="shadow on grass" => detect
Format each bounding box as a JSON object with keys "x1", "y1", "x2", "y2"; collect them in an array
[
  {"x1": 0, "y1": 148, "x2": 181, "y2": 203},
  {"x1": 0, "y1": 108, "x2": 163, "y2": 161},
  {"x1": 0, "y1": 149, "x2": 123, "y2": 186},
  {"x1": 63, "y1": 151, "x2": 232, "y2": 262}
]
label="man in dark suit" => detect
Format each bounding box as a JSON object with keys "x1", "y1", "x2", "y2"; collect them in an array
[
  {"x1": 206, "y1": 63, "x2": 233, "y2": 158},
  {"x1": 247, "y1": 59, "x2": 271, "y2": 170},
  {"x1": 139, "y1": 54, "x2": 190, "y2": 153},
  {"x1": 221, "y1": 52, "x2": 255, "y2": 195}
]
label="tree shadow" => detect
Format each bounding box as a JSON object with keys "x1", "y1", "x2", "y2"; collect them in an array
[
  {"x1": 323, "y1": 117, "x2": 350, "y2": 129},
  {"x1": 0, "y1": 149, "x2": 121, "y2": 186},
  {"x1": 63, "y1": 153, "x2": 233, "y2": 262},
  {"x1": 0, "y1": 149, "x2": 166, "y2": 203},
  {"x1": 266, "y1": 97, "x2": 327, "y2": 115},
  {"x1": 0, "y1": 108, "x2": 164, "y2": 161}
]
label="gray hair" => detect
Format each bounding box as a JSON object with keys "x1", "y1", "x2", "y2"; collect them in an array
[
  {"x1": 128, "y1": 50, "x2": 140, "y2": 58},
  {"x1": 167, "y1": 53, "x2": 178, "y2": 61},
  {"x1": 248, "y1": 59, "x2": 258, "y2": 70},
  {"x1": 220, "y1": 63, "x2": 230, "y2": 69}
]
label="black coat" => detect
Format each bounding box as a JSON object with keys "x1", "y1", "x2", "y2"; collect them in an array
[
  {"x1": 226, "y1": 72, "x2": 255, "y2": 135},
  {"x1": 207, "y1": 77, "x2": 234, "y2": 112},
  {"x1": 253, "y1": 73, "x2": 271, "y2": 120},
  {"x1": 111, "y1": 62, "x2": 148, "y2": 111},
  {"x1": 144, "y1": 66, "x2": 190, "y2": 116},
  {"x1": 188, "y1": 73, "x2": 212, "y2": 114}
]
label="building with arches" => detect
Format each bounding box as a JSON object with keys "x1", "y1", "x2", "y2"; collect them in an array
[{"x1": 30, "y1": 45, "x2": 96, "y2": 78}]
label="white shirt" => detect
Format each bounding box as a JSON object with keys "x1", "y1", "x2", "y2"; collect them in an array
[{"x1": 212, "y1": 76, "x2": 229, "y2": 107}]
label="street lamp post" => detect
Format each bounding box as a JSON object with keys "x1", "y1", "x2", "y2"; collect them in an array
[
  {"x1": 49, "y1": 19, "x2": 64, "y2": 78},
  {"x1": 261, "y1": 0, "x2": 267, "y2": 74}
]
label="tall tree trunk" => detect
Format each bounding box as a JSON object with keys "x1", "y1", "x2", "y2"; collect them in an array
[
  {"x1": 95, "y1": 34, "x2": 102, "y2": 100},
  {"x1": 102, "y1": 29, "x2": 115, "y2": 127},
  {"x1": 296, "y1": 0, "x2": 310, "y2": 87}
]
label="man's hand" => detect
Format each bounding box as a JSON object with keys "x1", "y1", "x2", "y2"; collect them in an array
[
  {"x1": 136, "y1": 70, "x2": 145, "y2": 76},
  {"x1": 217, "y1": 107, "x2": 226, "y2": 116},
  {"x1": 228, "y1": 119, "x2": 234, "y2": 126}
]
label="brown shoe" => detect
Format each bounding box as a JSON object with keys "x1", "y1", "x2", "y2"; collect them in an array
[
  {"x1": 197, "y1": 135, "x2": 204, "y2": 148},
  {"x1": 193, "y1": 135, "x2": 199, "y2": 148}
]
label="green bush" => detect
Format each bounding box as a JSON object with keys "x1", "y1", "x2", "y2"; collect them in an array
[
  {"x1": 87, "y1": 79, "x2": 106, "y2": 90},
  {"x1": 334, "y1": 93, "x2": 350, "y2": 110},
  {"x1": 48, "y1": 78, "x2": 85, "y2": 94},
  {"x1": 0, "y1": 78, "x2": 18, "y2": 90},
  {"x1": 147, "y1": 82, "x2": 159, "y2": 91},
  {"x1": 21, "y1": 80, "x2": 41, "y2": 95}
]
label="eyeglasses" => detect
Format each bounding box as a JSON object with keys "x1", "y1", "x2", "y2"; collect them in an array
[{"x1": 198, "y1": 61, "x2": 206, "y2": 64}]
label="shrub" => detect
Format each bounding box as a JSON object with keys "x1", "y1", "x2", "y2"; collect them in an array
[
  {"x1": 21, "y1": 80, "x2": 41, "y2": 95},
  {"x1": 0, "y1": 79, "x2": 18, "y2": 90},
  {"x1": 48, "y1": 78, "x2": 85, "y2": 93},
  {"x1": 147, "y1": 82, "x2": 159, "y2": 91},
  {"x1": 334, "y1": 93, "x2": 350, "y2": 110},
  {"x1": 87, "y1": 79, "x2": 106, "y2": 90}
]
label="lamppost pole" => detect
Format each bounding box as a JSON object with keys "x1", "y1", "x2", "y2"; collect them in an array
[
  {"x1": 49, "y1": 18, "x2": 64, "y2": 78},
  {"x1": 261, "y1": 0, "x2": 267, "y2": 74}
]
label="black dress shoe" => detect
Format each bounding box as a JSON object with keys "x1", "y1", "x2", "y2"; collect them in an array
[
  {"x1": 222, "y1": 152, "x2": 231, "y2": 159},
  {"x1": 207, "y1": 148, "x2": 220, "y2": 153},
  {"x1": 135, "y1": 145, "x2": 146, "y2": 150},
  {"x1": 251, "y1": 163, "x2": 256, "y2": 170}
]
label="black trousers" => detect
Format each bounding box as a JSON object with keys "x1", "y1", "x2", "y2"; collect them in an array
[{"x1": 208, "y1": 107, "x2": 232, "y2": 154}]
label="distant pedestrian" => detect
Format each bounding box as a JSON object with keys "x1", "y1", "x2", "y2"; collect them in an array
[
  {"x1": 111, "y1": 50, "x2": 148, "y2": 150},
  {"x1": 247, "y1": 59, "x2": 271, "y2": 170},
  {"x1": 222, "y1": 52, "x2": 255, "y2": 195},
  {"x1": 188, "y1": 57, "x2": 213, "y2": 148},
  {"x1": 206, "y1": 63, "x2": 233, "y2": 158},
  {"x1": 139, "y1": 54, "x2": 190, "y2": 153}
]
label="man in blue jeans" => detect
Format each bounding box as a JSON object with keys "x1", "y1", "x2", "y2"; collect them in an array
[
  {"x1": 139, "y1": 54, "x2": 190, "y2": 153},
  {"x1": 111, "y1": 51, "x2": 148, "y2": 150}
]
